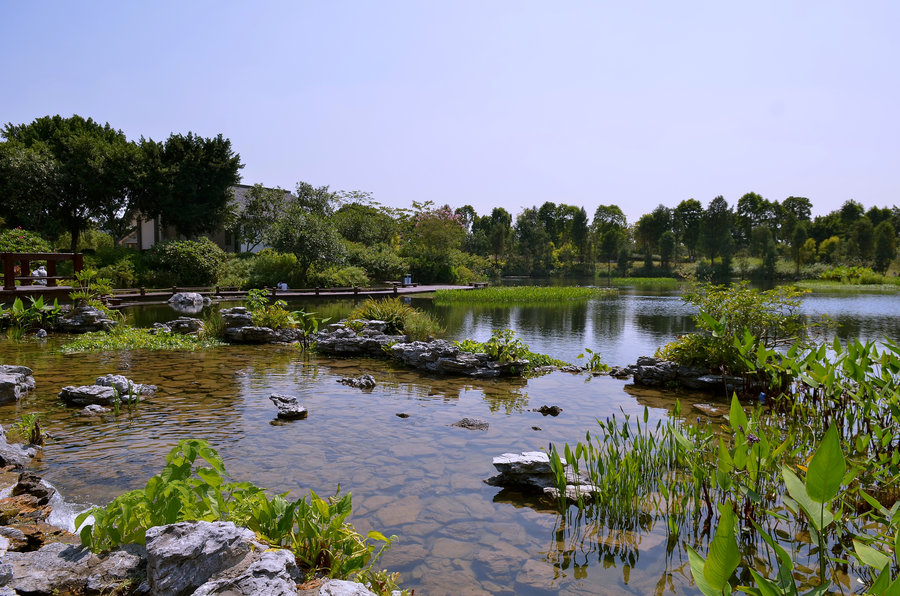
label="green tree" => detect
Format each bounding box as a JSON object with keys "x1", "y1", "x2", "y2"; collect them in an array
[
  {"x1": 659, "y1": 230, "x2": 676, "y2": 271},
  {"x1": 873, "y1": 220, "x2": 897, "y2": 274},
  {"x1": 700, "y1": 196, "x2": 734, "y2": 261},
  {"x1": 515, "y1": 207, "x2": 553, "y2": 276},
  {"x1": 780, "y1": 196, "x2": 812, "y2": 241},
  {"x1": 592, "y1": 204, "x2": 626, "y2": 235},
  {"x1": 333, "y1": 202, "x2": 398, "y2": 246},
  {"x1": 599, "y1": 229, "x2": 622, "y2": 280},
  {"x1": 232, "y1": 184, "x2": 288, "y2": 252},
  {"x1": 818, "y1": 236, "x2": 841, "y2": 264},
  {"x1": 267, "y1": 205, "x2": 345, "y2": 283},
  {"x1": 673, "y1": 199, "x2": 703, "y2": 261},
  {"x1": 735, "y1": 192, "x2": 779, "y2": 247},
  {"x1": 850, "y1": 217, "x2": 875, "y2": 263},
  {"x1": 402, "y1": 204, "x2": 465, "y2": 282},
  {"x1": 0, "y1": 114, "x2": 138, "y2": 251},
  {"x1": 134, "y1": 132, "x2": 243, "y2": 239},
  {"x1": 792, "y1": 222, "x2": 808, "y2": 275}
]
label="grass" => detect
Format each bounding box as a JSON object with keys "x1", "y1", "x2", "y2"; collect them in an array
[
  {"x1": 602, "y1": 277, "x2": 683, "y2": 288},
  {"x1": 347, "y1": 297, "x2": 443, "y2": 340},
  {"x1": 60, "y1": 327, "x2": 224, "y2": 353},
  {"x1": 433, "y1": 285, "x2": 617, "y2": 305},
  {"x1": 794, "y1": 279, "x2": 900, "y2": 292}
]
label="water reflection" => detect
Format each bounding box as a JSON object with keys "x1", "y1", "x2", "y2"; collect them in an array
[{"x1": 0, "y1": 290, "x2": 893, "y2": 594}]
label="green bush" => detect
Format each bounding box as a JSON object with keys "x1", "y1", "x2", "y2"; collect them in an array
[
  {"x1": 246, "y1": 249, "x2": 305, "y2": 289},
  {"x1": 0, "y1": 227, "x2": 52, "y2": 253},
  {"x1": 344, "y1": 242, "x2": 406, "y2": 282},
  {"x1": 217, "y1": 255, "x2": 255, "y2": 289},
  {"x1": 456, "y1": 329, "x2": 569, "y2": 370},
  {"x1": 307, "y1": 264, "x2": 369, "y2": 288},
  {"x1": 146, "y1": 237, "x2": 226, "y2": 286},
  {"x1": 54, "y1": 229, "x2": 113, "y2": 252}
]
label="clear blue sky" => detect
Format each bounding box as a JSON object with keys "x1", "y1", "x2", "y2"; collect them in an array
[{"x1": 2, "y1": 1, "x2": 898, "y2": 223}]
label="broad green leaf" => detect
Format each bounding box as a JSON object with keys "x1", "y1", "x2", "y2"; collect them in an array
[
  {"x1": 729, "y1": 394, "x2": 748, "y2": 434},
  {"x1": 704, "y1": 504, "x2": 740, "y2": 592},
  {"x1": 687, "y1": 545, "x2": 723, "y2": 596},
  {"x1": 806, "y1": 425, "x2": 845, "y2": 503},
  {"x1": 853, "y1": 539, "x2": 890, "y2": 570},
  {"x1": 783, "y1": 466, "x2": 833, "y2": 531},
  {"x1": 746, "y1": 570, "x2": 784, "y2": 596}
]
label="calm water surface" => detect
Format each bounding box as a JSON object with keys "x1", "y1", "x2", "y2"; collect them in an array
[{"x1": 0, "y1": 289, "x2": 897, "y2": 595}]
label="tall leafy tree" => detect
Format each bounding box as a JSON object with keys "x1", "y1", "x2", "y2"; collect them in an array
[
  {"x1": 0, "y1": 114, "x2": 137, "y2": 251},
  {"x1": 873, "y1": 221, "x2": 897, "y2": 274},
  {"x1": 735, "y1": 192, "x2": 779, "y2": 247},
  {"x1": 673, "y1": 199, "x2": 703, "y2": 261},
  {"x1": 515, "y1": 207, "x2": 553, "y2": 276},
  {"x1": 780, "y1": 196, "x2": 812, "y2": 241},
  {"x1": 134, "y1": 132, "x2": 242, "y2": 238},
  {"x1": 700, "y1": 196, "x2": 734, "y2": 261},
  {"x1": 231, "y1": 184, "x2": 289, "y2": 251},
  {"x1": 267, "y1": 203, "x2": 345, "y2": 282},
  {"x1": 592, "y1": 204, "x2": 627, "y2": 235}
]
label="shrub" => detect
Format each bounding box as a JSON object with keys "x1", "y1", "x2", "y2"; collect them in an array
[
  {"x1": 456, "y1": 329, "x2": 569, "y2": 370},
  {"x1": 217, "y1": 254, "x2": 255, "y2": 289},
  {"x1": 307, "y1": 264, "x2": 369, "y2": 288},
  {"x1": 146, "y1": 237, "x2": 226, "y2": 286},
  {"x1": 344, "y1": 242, "x2": 406, "y2": 282},
  {"x1": 246, "y1": 249, "x2": 305, "y2": 289},
  {"x1": 0, "y1": 227, "x2": 52, "y2": 253},
  {"x1": 245, "y1": 288, "x2": 296, "y2": 329},
  {"x1": 347, "y1": 298, "x2": 442, "y2": 340}
]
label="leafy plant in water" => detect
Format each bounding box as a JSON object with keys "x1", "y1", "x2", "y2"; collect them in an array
[
  {"x1": 70, "y1": 268, "x2": 113, "y2": 308},
  {"x1": 576, "y1": 347, "x2": 609, "y2": 372},
  {"x1": 75, "y1": 439, "x2": 399, "y2": 586},
  {"x1": 245, "y1": 288, "x2": 295, "y2": 329},
  {"x1": 2, "y1": 296, "x2": 61, "y2": 335},
  {"x1": 10, "y1": 413, "x2": 43, "y2": 446},
  {"x1": 347, "y1": 297, "x2": 442, "y2": 340}
]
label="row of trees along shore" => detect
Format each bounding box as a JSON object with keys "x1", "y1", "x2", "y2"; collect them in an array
[{"x1": 1, "y1": 114, "x2": 898, "y2": 286}]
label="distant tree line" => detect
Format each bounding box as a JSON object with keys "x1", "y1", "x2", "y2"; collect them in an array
[{"x1": 1, "y1": 114, "x2": 897, "y2": 285}]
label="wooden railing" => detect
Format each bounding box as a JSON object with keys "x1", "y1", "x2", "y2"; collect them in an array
[{"x1": 1, "y1": 252, "x2": 83, "y2": 291}]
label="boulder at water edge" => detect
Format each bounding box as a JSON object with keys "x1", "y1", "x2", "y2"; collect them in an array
[
  {"x1": 144, "y1": 521, "x2": 301, "y2": 596},
  {"x1": 54, "y1": 306, "x2": 117, "y2": 333},
  {"x1": 0, "y1": 365, "x2": 35, "y2": 404},
  {"x1": 58, "y1": 374, "x2": 156, "y2": 407}
]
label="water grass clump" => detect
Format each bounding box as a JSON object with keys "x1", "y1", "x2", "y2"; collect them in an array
[
  {"x1": 347, "y1": 297, "x2": 443, "y2": 340},
  {"x1": 456, "y1": 329, "x2": 569, "y2": 371},
  {"x1": 433, "y1": 285, "x2": 616, "y2": 305},
  {"x1": 60, "y1": 327, "x2": 224, "y2": 353}
]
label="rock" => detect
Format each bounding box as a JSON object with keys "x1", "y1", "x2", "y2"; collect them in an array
[
  {"x1": 390, "y1": 339, "x2": 525, "y2": 378},
  {"x1": 95, "y1": 374, "x2": 156, "y2": 397},
  {"x1": 0, "y1": 428, "x2": 37, "y2": 469},
  {"x1": 534, "y1": 405, "x2": 562, "y2": 416},
  {"x1": 0, "y1": 365, "x2": 35, "y2": 405},
  {"x1": 607, "y1": 365, "x2": 632, "y2": 378},
  {"x1": 631, "y1": 356, "x2": 679, "y2": 386},
  {"x1": 153, "y1": 317, "x2": 204, "y2": 335},
  {"x1": 269, "y1": 394, "x2": 308, "y2": 419},
  {"x1": 54, "y1": 306, "x2": 117, "y2": 333},
  {"x1": 59, "y1": 375, "x2": 155, "y2": 407},
  {"x1": 224, "y1": 326, "x2": 299, "y2": 344},
  {"x1": 145, "y1": 521, "x2": 300, "y2": 596},
  {"x1": 395, "y1": 412, "x2": 410, "y2": 418},
  {"x1": 12, "y1": 472, "x2": 55, "y2": 506},
  {"x1": 487, "y1": 451, "x2": 600, "y2": 501},
  {"x1": 168, "y1": 292, "x2": 205, "y2": 306},
  {"x1": 338, "y1": 374, "x2": 376, "y2": 389},
  {"x1": 316, "y1": 579, "x2": 379, "y2": 595},
  {"x1": 33, "y1": 328, "x2": 47, "y2": 339},
  {"x1": 5, "y1": 542, "x2": 145, "y2": 595},
  {"x1": 451, "y1": 417, "x2": 489, "y2": 431},
  {"x1": 693, "y1": 403, "x2": 726, "y2": 417},
  {"x1": 315, "y1": 321, "x2": 406, "y2": 356},
  {"x1": 79, "y1": 404, "x2": 110, "y2": 416},
  {"x1": 219, "y1": 306, "x2": 253, "y2": 328}
]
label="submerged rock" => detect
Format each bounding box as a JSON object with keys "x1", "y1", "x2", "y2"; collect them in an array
[
  {"x1": 451, "y1": 417, "x2": 489, "y2": 431},
  {"x1": 0, "y1": 365, "x2": 35, "y2": 405},
  {"x1": 269, "y1": 394, "x2": 308, "y2": 419},
  {"x1": 534, "y1": 405, "x2": 563, "y2": 416},
  {"x1": 79, "y1": 404, "x2": 110, "y2": 417},
  {"x1": 338, "y1": 374, "x2": 376, "y2": 389}
]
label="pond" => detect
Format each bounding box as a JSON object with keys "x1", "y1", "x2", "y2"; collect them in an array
[{"x1": 0, "y1": 288, "x2": 897, "y2": 595}]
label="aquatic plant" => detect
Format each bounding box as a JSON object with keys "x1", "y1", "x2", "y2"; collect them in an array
[
  {"x1": 456, "y1": 329, "x2": 569, "y2": 371},
  {"x1": 59, "y1": 327, "x2": 224, "y2": 353},
  {"x1": 433, "y1": 285, "x2": 617, "y2": 305},
  {"x1": 76, "y1": 439, "x2": 400, "y2": 588},
  {"x1": 347, "y1": 297, "x2": 443, "y2": 340},
  {"x1": 576, "y1": 347, "x2": 609, "y2": 372},
  {"x1": 9, "y1": 412, "x2": 43, "y2": 445},
  {"x1": 69, "y1": 268, "x2": 113, "y2": 308},
  {"x1": 1, "y1": 296, "x2": 62, "y2": 336}
]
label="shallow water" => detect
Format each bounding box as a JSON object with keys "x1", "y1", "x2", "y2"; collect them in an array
[{"x1": 0, "y1": 289, "x2": 897, "y2": 595}]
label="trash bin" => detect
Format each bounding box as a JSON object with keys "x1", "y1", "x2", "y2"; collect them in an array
[{"x1": 403, "y1": 274, "x2": 412, "y2": 286}]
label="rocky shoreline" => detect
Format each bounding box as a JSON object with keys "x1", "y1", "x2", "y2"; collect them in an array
[{"x1": 0, "y1": 363, "x2": 386, "y2": 595}]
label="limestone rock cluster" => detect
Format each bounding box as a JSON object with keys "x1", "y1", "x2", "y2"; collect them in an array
[
  {"x1": 0, "y1": 366, "x2": 35, "y2": 405},
  {"x1": 58, "y1": 374, "x2": 156, "y2": 407},
  {"x1": 316, "y1": 321, "x2": 531, "y2": 378},
  {"x1": 629, "y1": 356, "x2": 733, "y2": 391},
  {"x1": 220, "y1": 307, "x2": 300, "y2": 344},
  {"x1": 54, "y1": 306, "x2": 117, "y2": 334},
  {"x1": 150, "y1": 316, "x2": 204, "y2": 335}
]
